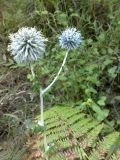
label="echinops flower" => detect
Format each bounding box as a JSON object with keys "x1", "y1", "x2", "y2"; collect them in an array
[
  {"x1": 8, "y1": 27, "x2": 47, "y2": 63},
  {"x1": 59, "y1": 27, "x2": 83, "y2": 50}
]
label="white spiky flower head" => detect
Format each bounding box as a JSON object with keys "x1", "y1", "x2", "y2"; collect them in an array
[
  {"x1": 59, "y1": 27, "x2": 83, "y2": 50},
  {"x1": 8, "y1": 27, "x2": 47, "y2": 64}
]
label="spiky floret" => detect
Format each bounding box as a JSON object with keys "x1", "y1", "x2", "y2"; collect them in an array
[
  {"x1": 59, "y1": 27, "x2": 83, "y2": 50},
  {"x1": 8, "y1": 27, "x2": 47, "y2": 63}
]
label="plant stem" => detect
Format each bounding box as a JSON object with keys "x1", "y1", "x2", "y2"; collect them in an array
[
  {"x1": 44, "y1": 133, "x2": 49, "y2": 160},
  {"x1": 39, "y1": 50, "x2": 69, "y2": 160},
  {"x1": 30, "y1": 64, "x2": 48, "y2": 158},
  {"x1": 40, "y1": 88, "x2": 48, "y2": 160},
  {"x1": 30, "y1": 64, "x2": 35, "y2": 79},
  {"x1": 42, "y1": 50, "x2": 69, "y2": 94},
  {"x1": 40, "y1": 88, "x2": 44, "y2": 126}
]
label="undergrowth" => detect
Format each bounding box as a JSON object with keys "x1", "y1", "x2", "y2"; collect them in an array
[
  {"x1": 0, "y1": 0, "x2": 120, "y2": 159},
  {"x1": 1, "y1": 106, "x2": 119, "y2": 160}
]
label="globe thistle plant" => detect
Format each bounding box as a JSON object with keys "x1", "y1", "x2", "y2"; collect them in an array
[
  {"x1": 59, "y1": 27, "x2": 82, "y2": 50},
  {"x1": 8, "y1": 27, "x2": 47, "y2": 64},
  {"x1": 8, "y1": 26, "x2": 83, "y2": 160}
]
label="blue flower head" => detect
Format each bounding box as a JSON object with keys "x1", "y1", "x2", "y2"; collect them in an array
[
  {"x1": 8, "y1": 27, "x2": 47, "y2": 64},
  {"x1": 59, "y1": 27, "x2": 83, "y2": 50}
]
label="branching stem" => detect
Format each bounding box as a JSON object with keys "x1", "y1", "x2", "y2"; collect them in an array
[
  {"x1": 39, "y1": 50, "x2": 69, "y2": 160},
  {"x1": 42, "y1": 50, "x2": 69, "y2": 94}
]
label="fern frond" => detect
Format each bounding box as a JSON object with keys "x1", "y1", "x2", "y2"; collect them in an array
[
  {"x1": 25, "y1": 106, "x2": 120, "y2": 160},
  {"x1": 110, "y1": 150, "x2": 120, "y2": 160},
  {"x1": 89, "y1": 132, "x2": 120, "y2": 160},
  {"x1": 80, "y1": 124, "x2": 104, "y2": 149}
]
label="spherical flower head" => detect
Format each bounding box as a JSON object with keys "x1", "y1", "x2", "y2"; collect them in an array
[
  {"x1": 59, "y1": 27, "x2": 83, "y2": 50},
  {"x1": 8, "y1": 27, "x2": 47, "y2": 64}
]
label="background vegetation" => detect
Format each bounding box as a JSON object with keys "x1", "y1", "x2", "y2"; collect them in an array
[{"x1": 0, "y1": 0, "x2": 120, "y2": 159}]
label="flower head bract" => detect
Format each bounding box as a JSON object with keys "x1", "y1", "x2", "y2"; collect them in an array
[
  {"x1": 8, "y1": 27, "x2": 47, "y2": 63},
  {"x1": 59, "y1": 27, "x2": 83, "y2": 50}
]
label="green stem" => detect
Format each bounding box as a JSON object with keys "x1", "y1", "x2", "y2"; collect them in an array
[
  {"x1": 39, "y1": 50, "x2": 69, "y2": 160},
  {"x1": 30, "y1": 64, "x2": 35, "y2": 79},
  {"x1": 42, "y1": 50, "x2": 69, "y2": 94}
]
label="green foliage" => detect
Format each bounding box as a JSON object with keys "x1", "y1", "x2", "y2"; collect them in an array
[
  {"x1": 0, "y1": 0, "x2": 120, "y2": 126},
  {"x1": 78, "y1": 97, "x2": 109, "y2": 121},
  {"x1": 0, "y1": 0, "x2": 120, "y2": 159}
]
